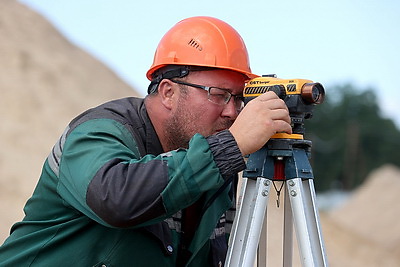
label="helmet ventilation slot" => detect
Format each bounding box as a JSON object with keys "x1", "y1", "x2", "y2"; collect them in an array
[{"x1": 188, "y1": 39, "x2": 202, "y2": 51}]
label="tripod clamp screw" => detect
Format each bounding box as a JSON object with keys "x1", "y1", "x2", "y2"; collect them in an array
[{"x1": 288, "y1": 181, "x2": 297, "y2": 196}]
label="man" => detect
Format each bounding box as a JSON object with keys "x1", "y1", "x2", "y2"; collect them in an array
[{"x1": 0, "y1": 16, "x2": 291, "y2": 266}]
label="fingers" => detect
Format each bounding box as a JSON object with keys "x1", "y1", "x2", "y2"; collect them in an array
[
  {"x1": 246, "y1": 92, "x2": 291, "y2": 126},
  {"x1": 255, "y1": 90, "x2": 283, "y2": 102},
  {"x1": 267, "y1": 107, "x2": 291, "y2": 123},
  {"x1": 249, "y1": 91, "x2": 285, "y2": 109},
  {"x1": 229, "y1": 91, "x2": 292, "y2": 155},
  {"x1": 272, "y1": 119, "x2": 293, "y2": 135}
]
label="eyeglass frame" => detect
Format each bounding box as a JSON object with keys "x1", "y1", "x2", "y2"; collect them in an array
[{"x1": 168, "y1": 79, "x2": 245, "y2": 111}]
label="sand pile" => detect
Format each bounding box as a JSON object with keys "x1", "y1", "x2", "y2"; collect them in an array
[
  {"x1": 324, "y1": 164, "x2": 400, "y2": 266},
  {"x1": 0, "y1": 0, "x2": 136, "y2": 242}
]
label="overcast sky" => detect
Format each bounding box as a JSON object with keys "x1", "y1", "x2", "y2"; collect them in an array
[{"x1": 19, "y1": 0, "x2": 400, "y2": 127}]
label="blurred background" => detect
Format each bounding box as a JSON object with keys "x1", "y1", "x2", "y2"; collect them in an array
[{"x1": 1, "y1": 0, "x2": 400, "y2": 266}]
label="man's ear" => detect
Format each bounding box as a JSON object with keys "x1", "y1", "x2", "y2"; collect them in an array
[{"x1": 157, "y1": 79, "x2": 176, "y2": 110}]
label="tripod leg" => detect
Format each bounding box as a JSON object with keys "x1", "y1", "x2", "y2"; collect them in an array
[
  {"x1": 283, "y1": 185, "x2": 293, "y2": 267},
  {"x1": 287, "y1": 178, "x2": 328, "y2": 267},
  {"x1": 225, "y1": 177, "x2": 272, "y2": 267}
]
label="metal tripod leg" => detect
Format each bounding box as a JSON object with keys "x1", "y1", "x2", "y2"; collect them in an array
[
  {"x1": 225, "y1": 144, "x2": 328, "y2": 267},
  {"x1": 225, "y1": 176, "x2": 327, "y2": 267},
  {"x1": 225, "y1": 176, "x2": 272, "y2": 267},
  {"x1": 283, "y1": 185, "x2": 293, "y2": 267},
  {"x1": 285, "y1": 178, "x2": 328, "y2": 267},
  {"x1": 258, "y1": 181, "x2": 293, "y2": 267}
]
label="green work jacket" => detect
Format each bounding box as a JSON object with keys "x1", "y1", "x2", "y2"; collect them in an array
[{"x1": 0, "y1": 97, "x2": 245, "y2": 266}]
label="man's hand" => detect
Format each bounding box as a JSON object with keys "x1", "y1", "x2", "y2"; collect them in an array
[{"x1": 229, "y1": 91, "x2": 292, "y2": 156}]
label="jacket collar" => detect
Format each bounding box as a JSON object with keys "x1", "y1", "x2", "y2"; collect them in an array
[{"x1": 138, "y1": 99, "x2": 164, "y2": 156}]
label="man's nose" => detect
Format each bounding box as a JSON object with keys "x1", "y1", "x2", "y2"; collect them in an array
[{"x1": 221, "y1": 97, "x2": 239, "y2": 119}]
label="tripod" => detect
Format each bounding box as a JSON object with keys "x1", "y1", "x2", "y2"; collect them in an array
[{"x1": 225, "y1": 136, "x2": 328, "y2": 267}]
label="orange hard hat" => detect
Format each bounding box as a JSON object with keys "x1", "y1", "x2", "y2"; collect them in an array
[{"x1": 146, "y1": 16, "x2": 258, "y2": 81}]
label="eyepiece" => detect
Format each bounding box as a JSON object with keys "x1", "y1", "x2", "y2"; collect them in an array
[{"x1": 301, "y1": 83, "x2": 325, "y2": 104}]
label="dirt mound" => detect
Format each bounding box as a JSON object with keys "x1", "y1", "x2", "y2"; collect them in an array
[
  {"x1": 325, "y1": 164, "x2": 400, "y2": 266},
  {"x1": 0, "y1": 0, "x2": 136, "y2": 242}
]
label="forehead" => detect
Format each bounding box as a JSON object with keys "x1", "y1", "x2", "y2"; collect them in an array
[{"x1": 187, "y1": 69, "x2": 246, "y2": 91}]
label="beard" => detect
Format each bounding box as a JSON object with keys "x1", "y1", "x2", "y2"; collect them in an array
[{"x1": 163, "y1": 96, "x2": 233, "y2": 151}]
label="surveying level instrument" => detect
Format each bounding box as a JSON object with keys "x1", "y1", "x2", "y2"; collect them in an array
[{"x1": 225, "y1": 75, "x2": 328, "y2": 267}]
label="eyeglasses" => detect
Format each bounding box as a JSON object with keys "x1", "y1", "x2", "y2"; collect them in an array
[{"x1": 169, "y1": 79, "x2": 244, "y2": 111}]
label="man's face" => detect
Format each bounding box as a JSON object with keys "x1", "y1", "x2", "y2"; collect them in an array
[{"x1": 163, "y1": 69, "x2": 246, "y2": 150}]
